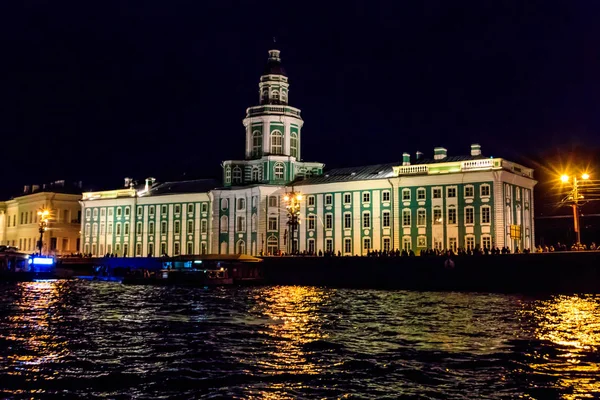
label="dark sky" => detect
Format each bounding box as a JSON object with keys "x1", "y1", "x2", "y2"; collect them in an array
[{"x1": 1, "y1": 0, "x2": 599, "y2": 197}]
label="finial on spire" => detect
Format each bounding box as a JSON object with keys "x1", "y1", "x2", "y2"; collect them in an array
[{"x1": 273, "y1": 36, "x2": 277, "y2": 44}]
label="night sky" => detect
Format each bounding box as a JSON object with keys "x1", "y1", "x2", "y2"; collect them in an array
[{"x1": 1, "y1": 1, "x2": 599, "y2": 198}]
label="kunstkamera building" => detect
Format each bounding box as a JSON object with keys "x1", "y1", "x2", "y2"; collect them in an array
[{"x1": 80, "y1": 49, "x2": 537, "y2": 257}]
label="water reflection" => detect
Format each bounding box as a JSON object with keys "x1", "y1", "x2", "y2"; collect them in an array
[
  {"x1": 251, "y1": 286, "x2": 332, "y2": 376},
  {"x1": 2, "y1": 281, "x2": 69, "y2": 393},
  {"x1": 520, "y1": 295, "x2": 600, "y2": 399}
]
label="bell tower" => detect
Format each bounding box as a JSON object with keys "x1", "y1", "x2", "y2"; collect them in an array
[{"x1": 221, "y1": 48, "x2": 324, "y2": 187}]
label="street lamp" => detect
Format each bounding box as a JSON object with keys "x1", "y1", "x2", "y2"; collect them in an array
[
  {"x1": 37, "y1": 209, "x2": 50, "y2": 255},
  {"x1": 560, "y1": 173, "x2": 590, "y2": 245},
  {"x1": 283, "y1": 191, "x2": 303, "y2": 255}
]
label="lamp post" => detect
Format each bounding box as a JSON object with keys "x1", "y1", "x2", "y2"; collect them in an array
[
  {"x1": 283, "y1": 191, "x2": 303, "y2": 255},
  {"x1": 560, "y1": 173, "x2": 590, "y2": 245},
  {"x1": 37, "y1": 209, "x2": 50, "y2": 255}
]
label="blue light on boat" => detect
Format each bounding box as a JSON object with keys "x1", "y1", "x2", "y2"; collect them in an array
[
  {"x1": 194, "y1": 260, "x2": 203, "y2": 264},
  {"x1": 31, "y1": 257, "x2": 54, "y2": 266}
]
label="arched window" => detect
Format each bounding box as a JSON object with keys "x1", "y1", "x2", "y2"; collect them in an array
[
  {"x1": 225, "y1": 166, "x2": 231, "y2": 184},
  {"x1": 267, "y1": 236, "x2": 278, "y2": 255},
  {"x1": 261, "y1": 89, "x2": 268, "y2": 103},
  {"x1": 220, "y1": 215, "x2": 228, "y2": 233},
  {"x1": 271, "y1": 90, "x2": 279, "y2": 102},
  {"x1": 281, "y1": 90, "x2": 287, "y2": 103},
  {"x1": 251, "y1": 166, "x2": 260, "y2": 182},
  {"x1": 236, "y1": 240, "x2": 246, "y2": 254},
  {"x1": 252, "y1": 131, "x2": 262, "y2": 157},
  {"x1": 232, "y1": 167, "x2": 242, "y2": 184},
  {"x1": 270, "y1": 130, "x2": 283, "y2": 154},
  {"x1": 274, "y1": 162, "x2": 285, "y2": 180},
  {"x1": 290, "y1": 132, "x2": 298, "y2": 158}
]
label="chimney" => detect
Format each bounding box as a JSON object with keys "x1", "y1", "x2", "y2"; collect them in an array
[
  {"x1": 415, "y1": 151, "x2": 423, "y2": 160},
  {"x1": 24, "y1": 185, "x2": 31, "y2": 194},
  {"x1": 434, "y1": 147, "x2": 447, "y2": 160},
  {"x1": 124, "y1": 177, "x2": 132, "y2": 188},
  {"x1": 32, "y1": 184, "x2": 40, "y2": 193},
  {"x1": 470, "y1": 143, "x2": 482, "y2": 156},
  {"x1": 402, "y1": 152, "x2": 411, "y2": 166}
]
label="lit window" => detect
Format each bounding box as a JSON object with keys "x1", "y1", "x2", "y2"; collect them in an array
[
  {"x1": 433, "y1": 208, "x2": 442, "y2": 224},
  {"x1": 344, "y1": 238, "x2": 352, "y2": 254},
  {"x1": 417, "y1": 188, "x2": 425, "y2": 200},
  {"x1": 308, "y1": 215, "x2": 316, "y2": 230},
  {"x1": 481, "y1": 184, "x2": 490, "y2": 197},
  {"x1": 447, "y1": 187, "x2": 456, "y2": 198},
  {"x1": 362, "y1": 212, "x2": 371, "y2": 228},
  {"x1": 383, "y1": 238, "x2": 391, "y2": 252},
  {"x1": 417, "y1": 209, "x2": 426, "y2": 226},
  {"x1": 325, "y1": 214, "x2": 333, "y2": 229},
  {"x1": 417, "y1": 236, "x2": 427, "y2": 247},
  {"x1": 252, "y1": 131, "x2": 262, "y2": 157},
  {"x1": 268, "y1": 216, "x2": 278, "y2": 231},
  {"x1": 363, "y1": 238, "x2": 371, "y2": 252},
  {"x1": 232, "y1": 167, "x2": 242, "y2": 184},
  {"x1": 402, "y1": 189, "x2": 411, "y2": 201},
  {"x1": 225, "y1": 167, "x2": 231, "y2": 184},
  {"x1": 290, "y1": 132, "x2": 298, "y2": 158},
  {"x1": 274, "y1": 163, "x2": 285, "y2": 180},
  {"x1": 465, "y1": 207, "x2": 474, "y2": 224},
  {"x1": 448, "y1": 207, "x2": 457, "y2": 224},
  {"x1": 382, "y1": 211, "x2": 390, "y2": 227},
  {"x1": 465, "y1": 186, "x2": 474, "y2": 198},
  {"x1": 270, "y1": 130, "x2": 283, "y2": 154},
  {"x1": 402, "y1": 210, "x2": 411, "y2": 226},
  {"x1": 481, "y1": 206, "x2": 491, "y2": 224}
]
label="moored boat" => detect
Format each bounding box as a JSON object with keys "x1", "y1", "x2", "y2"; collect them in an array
[{"x1": 0, "y1": 246, "x2": 56, "y2": 281}]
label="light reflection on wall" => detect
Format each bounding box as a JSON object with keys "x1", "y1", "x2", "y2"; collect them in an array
[
  {"x1": 4, "y1": 281, "x2": 69, "y2": 382},
  {"x1": 250, "y1": 286, "x2": 332, "y2": 376},
  {"x1": 519, "y1": 295, "x2": 600, "y2": 399}
]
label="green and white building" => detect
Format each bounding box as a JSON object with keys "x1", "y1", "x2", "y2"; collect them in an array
[{"x1": 80, "y1": 49, "x2": 537, "y2": 257}]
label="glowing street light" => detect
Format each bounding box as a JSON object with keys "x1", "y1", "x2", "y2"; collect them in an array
[
  {"x1": 37, "y1": 209, "x2": 50, "y2": 255},
  {"x1": 283, "y1": 190, "x2": 303, "y2": 255},
  {"x1": 560, "y1": 173, "x2": 591, "y2": 246}
]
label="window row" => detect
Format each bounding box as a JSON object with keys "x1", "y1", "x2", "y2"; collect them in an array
[
  {"x1": 85, "y1": 219, "x2": 208, "y2": 236},
  {"x1": 250, "y1": 130, "x2": 298, "y2": 158},
  {"x1": 86, "y1": 203, "x2": 208, "y2": 219},
  {"x1": 225, "y1": 162, "x2": 285, "y2": 184},
  {"x1": 402, "y1": 184, "x2": 491, "y2": 201}
]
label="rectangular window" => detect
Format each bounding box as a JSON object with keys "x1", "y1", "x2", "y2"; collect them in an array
[
  {"x1": 382, "y1": 191, "x2": 390, "y2": 202},
  {"x1": 116, "y1": 208, "x2": 122, "y2": 217},
  {"x1": 136, "y1": 243, "x2": 142, "y2": 256},
  {"x1": 362, "y1": 212, "x2": 370, "y2": 228},
  {"x1": 481, "y1": 184, "x2": 491, "y2": 197},
  {"x1": 325, "y1": 239, "x2": 333, "y2": 253},
  {"x1": 344, "y1": 213, "x2": 352, "y2": 229},
  {"x1": 325, "y1": 194, "x2": 333, "y2": 205},
  {"x1": 308, "y1": 239, "x2": 315, "y2": 254},
  {"x1": 201, "y1": 203, "x2": 208, "y2": 213},
  {"x1": 149, "y1": 206, "x2": 155, "y2": 216},
  {"x1": 269, "y1": 196, "x2": 278, "y2": 207},
  {"x1": 308, "y1": 196, "x2": 315, "y2": 206},
  {"x1": 149, "y1": 221, "x2": 154, "y2": 233},
  {"x1": 93, "y1": 208, "x2": 98, "y2": 218},
  {"x1": 433, "y1": 188, "x2": 442, "y2": 199},
  {"x1": 268, "y1": 216, "x2": 278, "y2": 231},
  {"x1": 447, "y1": 187, "x2": 456, "y2": 198},
  {"x1": 308, "y1": 215, "x2": 316, "y2": 230},
  {"x1": 466, "y1": 236, "x2": 475, "y2": 250},
  {"x1": 100, "y1": 223, "x2": 105, "y2": 235},
  {"x1": 174, "y1": 220, "x2": 180, "y2": 234},
  {"x1": 236, "y1": 216, "x2": 246, "y2": 232},
  {"x1": 188, "y1": 204, "x2": 194, "y2": 214},
  {"x1": 402, "y1": 210, "x2": 411, "y2": 226},
  {"x1": 402, "y1": 189, "x2": 411, "y2": 201},
  {"x1": 85, "y1": 209, "x2": 91, "y2": 218},
  {"x1": 85, "y1": 223, "x2": 90, "y2": 235},
  {"x1": 174, "y1": 205, "x2": 181, "y2": 214},
  {"x1": 161, "y1": 242, "x2": 167, "y2": 256},
  {"x1": 161, "y1": 221, "x2": 167, "y2": 234},
  {"x1": 136, "y1": 222, "x2": 142, "y2": 234},
  {"x1": 449, "y1": 237, "x2": 457, "y2": 251},
  {"x1": 383, "y1": 238, "x2": 391, "y2": 252},
  {"x1": 465, "y1": 186, "x2": 474, "y2": 198},
  {"x1": 187, "y1": 220, "x2": 193, "y2": 233},
  {"x1": 124, "y1": 207, "x2": 130, "y2": 216},
  {"x1": 382, "y1": 211, "x2": 390, "y2": 227},
  {"x1": 363, "y1": 237, "x2": 371, "y2": 251},
  {"x1": 137, "y1": 206, "x2": 143, "y2": 216},
  {"x1": 433, "y1": 208, "x2": 442, "y2": 224},
  {"x1": 417, "y1": 188, "x2": 425, "y2": 200},
  {"x1": 482, "y1": 236, "x2": 492, "y2": 250},
  {"x1": 174, "y1": 242, "x2": 180, "y2": 256},
  {"x1": 417, "y1": 209, "x2": 426, "y2": 226},
  {"x1": 161, "y1": 205, "x2": 167, "y2": 215},
  {"x1": 101, "y1": 208, "x2": 106, "y2": 217},
  {"x1": 187, "y1": 242, "x2": 193, "y2": 255},
  {"x1": 481, "y1": 206, "x2": 491, "y2": 224},
  {"x1": 465, "y1": 207, "x2": 474, "y2": 224},
  {"x1": 418, "y1": 236, "x2": 426, "y2": 247},
  {"x1": 124, "y1": 223, "x2": 129, "y2": 235},
  {"x1": 448, "y1": 208, "x2": 457, "y2": 224},
  {"x1": 344, "y1": 238, "x2": 352, "y2": 254},
  {"x1": 108, "y1": 223, "x2": 113, "y2": 234},
  {"x1": 116, "y1": 224, "x2": 121, "y2": 235},
  {"x1": 344, "y1": 193, "x2": 351, "y2": 204},
  {"x1": 325, "y1": 214, "x2": 333, "y2": 229},
  {"x1": 237, "y1": 198, "x2": 245, "y2": 210},
  {"x1": 108, "y1": 208, "x2": 113, "y2": 217},
  {"x1": 362, "y1": 192, "x2": 370, "y2": 203},
  {"x1": 201, "y1": 220, "x2": 208, "y2": 233}
]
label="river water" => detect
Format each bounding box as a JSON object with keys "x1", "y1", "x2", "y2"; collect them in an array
[{"x1": 0, "y1": 281, "x2": 599, "y2": 399}]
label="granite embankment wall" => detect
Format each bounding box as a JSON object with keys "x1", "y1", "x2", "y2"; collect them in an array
[{"x1": 260, "y1": 252, "x2": 600, "y2": 293}]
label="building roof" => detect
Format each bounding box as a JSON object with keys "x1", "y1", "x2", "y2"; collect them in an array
[
  {"x1": 291, "y1": 162, "x2": 399, "y2": 186},
  {"x1": 290, "y1": 155, "x2": 491, "y2": 186},
  {"x1": 263, "y1": 59, "x2": 287, "y2": 76},
  {"x1": 146, "y1": 179, "x2": 219, "y2": 196}
]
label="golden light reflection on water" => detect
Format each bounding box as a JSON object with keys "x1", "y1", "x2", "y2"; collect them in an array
[
  {"x1": 249, "y1": 286, "x2": 332, "y2": 377},
  {"x1": 4, "y1": 281, "x2": 69, "y2": 375},
  {"x1": 520, "y1": 295, "x2": 600, "y2": 399}
]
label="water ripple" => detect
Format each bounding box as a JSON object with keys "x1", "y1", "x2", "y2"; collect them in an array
[{"x1": 0, "y1": 281, "x2": 599, "y2": 399}]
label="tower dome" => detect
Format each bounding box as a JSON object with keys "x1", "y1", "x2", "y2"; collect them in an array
[{"x1": 263, "y1": 50, "x2": 287, "y2": 77}]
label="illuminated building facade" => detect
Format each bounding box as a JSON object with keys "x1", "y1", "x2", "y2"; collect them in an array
[
  {"x1": 80, "y1": 49, "x2": 537, "y2": 257},
  {"x1": 0, "y1": 181, "x2": 82, "y2": 255}
]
